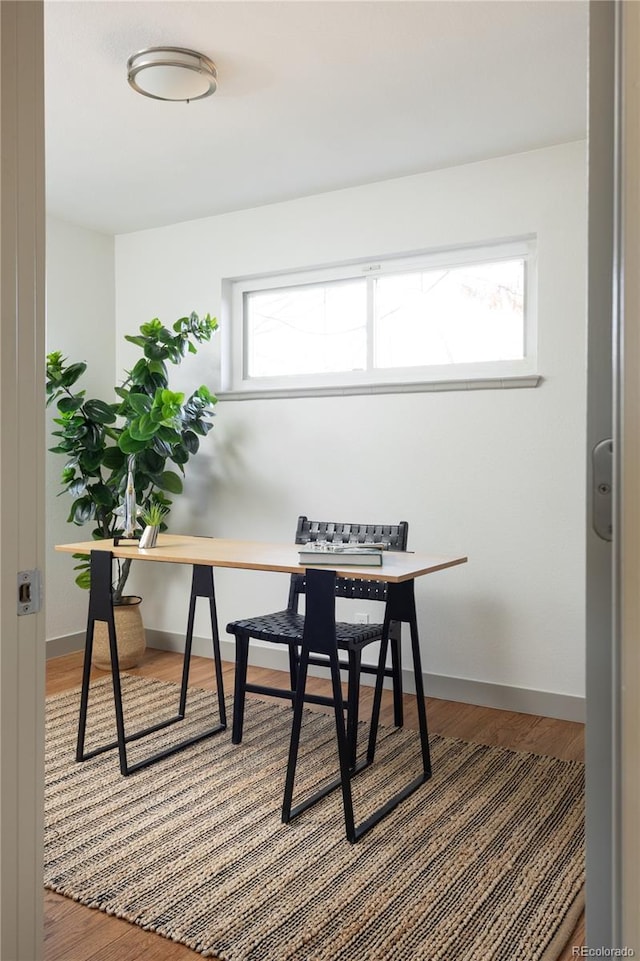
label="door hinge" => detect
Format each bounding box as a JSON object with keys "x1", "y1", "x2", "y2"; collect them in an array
[{"x1": 17, "y1": 569, "x2": 42, "y2": 615}]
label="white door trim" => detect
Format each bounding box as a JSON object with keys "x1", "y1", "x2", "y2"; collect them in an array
[
  {"x1": 618, "y1": 1, "x2": 640, "y2": 951},
  {"x1": 0, "y1": 2, "x2": 45, "y2": 959},
  {"x1": 586, "y1": 0, "x2": 617, "y2": 945}
]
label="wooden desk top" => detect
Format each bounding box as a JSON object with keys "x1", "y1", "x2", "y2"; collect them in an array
[{"x1": 55, "y1": 534, "x2": 467, "y2": 584}]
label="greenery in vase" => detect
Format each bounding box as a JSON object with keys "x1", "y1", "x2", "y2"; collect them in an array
[
  {"x1": 46, "y1": 312, "x2": 217, "y2": 601},
  {"x1": 140, "y1": 503, "x2": 169, "y2": 528}
]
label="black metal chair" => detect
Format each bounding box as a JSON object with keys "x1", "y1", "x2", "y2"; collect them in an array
[{"x1": 226, "y1": 515, "x2": 408, "y2": 766}]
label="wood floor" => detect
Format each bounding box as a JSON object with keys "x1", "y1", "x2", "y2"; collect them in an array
[{"x1": 44, "y1": 648, "x2": 586, "y2": 961}]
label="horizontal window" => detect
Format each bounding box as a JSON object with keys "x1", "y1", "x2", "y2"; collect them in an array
[
  {"x1": 246, "y1": 279, "x2": 367, "y2": 378},
  {"x1": 221, "y1": 239, "x2": 538, "y2": 397}
]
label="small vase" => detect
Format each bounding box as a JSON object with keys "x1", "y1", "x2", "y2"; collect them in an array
[
  {"x1": 139, "y1": 525, "x2": 159, "y2": 549},
  {"x1": 92, "y1": 595, "x2": 146, "y2": 671}
]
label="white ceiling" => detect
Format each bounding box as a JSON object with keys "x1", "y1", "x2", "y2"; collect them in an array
[{"x1": 44, "y1": 0, "x2": 589, "y2": 236}]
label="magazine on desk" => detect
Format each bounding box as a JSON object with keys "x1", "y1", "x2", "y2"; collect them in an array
[{"x1": 298, "y1": 543, "x2": 385, "y2": 566}]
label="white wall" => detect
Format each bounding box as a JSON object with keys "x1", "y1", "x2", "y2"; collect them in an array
[
  {"x1": 45, "y1": 216, "x2": 115, "y2": 644},
  {"x1": 109, "y1": 141, "x2": 587, "y2": 713}
]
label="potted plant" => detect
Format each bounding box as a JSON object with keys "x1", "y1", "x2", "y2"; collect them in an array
[
  {"x1": 46, "y1": 311, "x2": 218, "y2": 667},
  {"x1": 139, "y1": 502, "x2": 168, "y2": 549}
]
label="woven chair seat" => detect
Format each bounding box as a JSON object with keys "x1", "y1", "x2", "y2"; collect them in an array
[{"x1": 226, "y1": 610, "x2": 384, "y2": 648}]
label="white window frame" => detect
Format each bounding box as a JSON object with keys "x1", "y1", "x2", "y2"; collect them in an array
[{"x1": 220, "y1": 237, "x2": 540, "y2": 399}]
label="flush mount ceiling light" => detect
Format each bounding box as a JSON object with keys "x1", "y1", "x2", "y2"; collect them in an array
[{"x1": 127, "y1": 47, "x2": 217, "y2": 102}]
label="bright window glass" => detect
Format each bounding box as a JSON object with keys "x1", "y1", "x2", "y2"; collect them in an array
[
  {"x1": 373, "y1": 259, "x2": 525, "y2": 368},
  {"x1": 246, "y1": 279, "x2": 366, "y2": 377}
]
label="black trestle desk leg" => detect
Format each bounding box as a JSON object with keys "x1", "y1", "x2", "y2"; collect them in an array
[
  {"x1": 181, "y1": 565, "x2": 227, "y2": 729},
  {"x1": 368, "y1": 579, "x2": 431, "y2": 777},
  {"x1": 76, "y1": 552, "x2": 226, "y2": 776},
  {"x1": 282, "y1": 568, "x2": 356, "y2": 842},
  {"x1": 76, "y1": 550, "x2": 126, "y2": 769},
  {"x1": 282, "y1": 573, "x2": 432, "y2": 843}
]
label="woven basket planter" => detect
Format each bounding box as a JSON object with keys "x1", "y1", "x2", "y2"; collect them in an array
[{"x1": 92, "y1": 596, "x2": 146, "y2": 670}]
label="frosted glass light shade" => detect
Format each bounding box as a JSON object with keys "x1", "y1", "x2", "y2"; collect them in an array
[{"x1": 127, "y1": 47, "x2": 217, "y2": 102}]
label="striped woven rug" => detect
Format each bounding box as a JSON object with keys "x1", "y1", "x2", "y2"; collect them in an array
[{"x1": 45, "y1": 676, "x2": 584, "y2": 961}]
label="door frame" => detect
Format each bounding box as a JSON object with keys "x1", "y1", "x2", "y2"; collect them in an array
[
  {"x1": 587, "y1": 0, "x2": 639, "y2": 952},
  {"x1": 585, "y1": 0, "x2": 617, "y2": 947},
  {"x1": 616, "y1": 0, "x2": 640, "y2": 951},
  {"x1": 0, "y1": 1, "x2": 637, "y2": 956},
  {"x1": 0, "y1": 2, "x2": 45, "y2": 959}
]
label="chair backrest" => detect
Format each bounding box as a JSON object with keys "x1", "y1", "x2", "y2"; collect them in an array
[{"x1": 288, "y1": 515, "x2": 409, "y2": 608}]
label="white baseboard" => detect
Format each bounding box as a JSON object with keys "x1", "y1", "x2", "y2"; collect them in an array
[
  {"x1": 145, "y1": 628, "x2": 586, "y2": 724},
  {"x1": 46, "y1": 632, "x2": 86, "y2": 659},
  {"x1": 46, "y1": 629, "x2": 584, "y2": 723}
]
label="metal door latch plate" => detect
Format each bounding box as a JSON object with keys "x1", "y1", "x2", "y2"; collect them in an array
[{"x1": 17, "y1": 569, "x2": 41, "y2": 615}]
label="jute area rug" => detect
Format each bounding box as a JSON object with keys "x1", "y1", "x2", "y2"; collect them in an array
[{"x1": 45, "y1": 676, "x2": 584, "y2": 961}]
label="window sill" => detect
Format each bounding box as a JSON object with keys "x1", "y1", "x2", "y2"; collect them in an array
[{"x1": 218, "y1": 374, "x2": 543, "y2": 401}]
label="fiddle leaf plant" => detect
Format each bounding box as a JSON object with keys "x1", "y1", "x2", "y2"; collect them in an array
[{"x1": 47, "y1": 311, "x2": 218, "y2": 602}]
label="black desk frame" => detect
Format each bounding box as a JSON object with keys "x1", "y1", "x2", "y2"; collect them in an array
[
  {"x1": 76, "y1": 550, "x2": 227, "y2": 776},
  {"x1": 281, "y1": 568, "x2": 432, "y2": 843},
  {"x1": 76, "y1": 549, "x2": 432, "y2": 843}
]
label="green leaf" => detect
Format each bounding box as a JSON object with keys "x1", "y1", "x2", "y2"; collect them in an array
[
  {"x1": 144, "y1": 341, "x2": 170, "y2": 361},
  {"x1": 90, "y1": 483, "x2": 114, "y2": 507},
  {"x1": 130, "y1": 358, "x2": 150, "y2": 383},
  {"x1": 84, "y1": 398, "x2": 117, "y2": 424},
  {"x1": 68, "y1": 497, "x2": 94, "y2": 525},
  {"x1": 138, "y1": 449, "x2": 164, "y2": 473},
  {"x1": 67, "y1": 478, "x2": 87, "y2": 497},
  {"x1": 124, "y1": 335, "x2": 146, "y2": 348},
  {"x1": 172, "y1": 445, "x2": 189, "y2": 465},
  {"x1": 159, "y1": 471, "x2": 183, "y2": 494},
  {"x1": 118, "y1": 429, "x2": 147, "y2": 454},
  {"x1": 146, "y1": 370, "x2": 169, "y2": 392},
  {"x1": 79, "y1": 449, "x2": 103, "y2": 472},
  {"x1": 157, "y1": 328, "x2": 176, "y2": 345},
  {"x1": 196, "y1": 384, "x2": 217, "y2": 404},
  {"x1": 139, "y1": 318, "x2": 163, "y2": 338},
  {"x1": 129, "y1": 413, "x2": 157, "y2": 442},
  {"x1": 190, "y1": 420, "x2": 211, "y2": 436},
  {"x1": 82, "y1": 423, "x2": 103, "y2": 452},
  {"x1": 75, "y1": 569, "x2": 91, "y2": 590},
  {"x1": 152, "y1": 436, "x2": 173, "y2": 458},
  {"x1": 100, "y1": 446, "x2": 125, "y2": 470},
  {"x1": 157, "y1": 425, "x2": 181, "y2": 444},
  {"x1": 147, "y1": 360, "x2": 168, "y2": 378},
  {"x1": 127, "y1": 392, "x2": 153, "y2": 416},
  {"x1": 182, "y1": 430, "x2": 200, "y2": 454},
  {"x1": 46, "y1": 350, "x2": 64, "y2": 369},
  {"x1": 59, "y1": 362, "x2": 87, "y2": 388},
  {"x1": 57, "y1": 395, "x2": 84, "y2": 414}
]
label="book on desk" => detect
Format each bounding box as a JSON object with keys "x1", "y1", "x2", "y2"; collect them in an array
[{"x1": 298, "y1": 544, "x2": 384, "y2": 566}]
